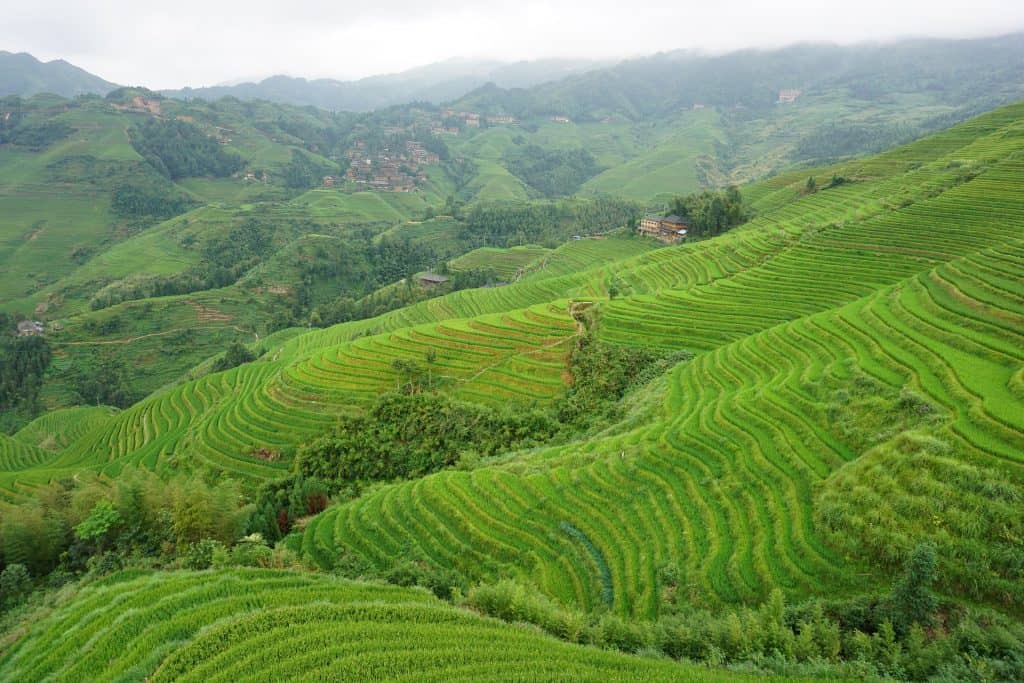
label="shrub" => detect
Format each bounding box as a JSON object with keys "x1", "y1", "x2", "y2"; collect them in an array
[{"x1": 0, "y1": 563, "x2": 31, "y2": 608}]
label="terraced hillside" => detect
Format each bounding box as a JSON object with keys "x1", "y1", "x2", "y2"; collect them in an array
[
  {"x1": 5, "y1": 104, "x2": 1023, "y2": 624},
  {"x1": 290, "y1": 105, "x2": 1024, "y2": 617},
  {"x1": 0, "y1": 569, "x2": 783, "y2": 682}
]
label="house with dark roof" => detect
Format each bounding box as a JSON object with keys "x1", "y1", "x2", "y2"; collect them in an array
[{"x1": 417, "y1": 273, "x2": 450, "y2": 287}]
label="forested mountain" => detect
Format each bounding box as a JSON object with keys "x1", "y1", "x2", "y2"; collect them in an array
[
  {"x1": 453, "y1": 34, "x2": 1024, "y2": 120},
  {"x1": 161, "y1": 58, "x2": 604, "y2": 111},
  {"x1": 0, "y1": 51, "x2": 118, "y2": 98}
]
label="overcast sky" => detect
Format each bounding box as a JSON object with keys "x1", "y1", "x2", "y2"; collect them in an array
[{"x1": 4, "y1": 1, "x2": 1024, "y2": 88}]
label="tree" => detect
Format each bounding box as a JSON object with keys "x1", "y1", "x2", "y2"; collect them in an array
[
  {"x1": 0, "y1": 563, "x2": 31, "y2": 608},
  {"x1": 889, "y1": 541, "x2": 938, "y2": 631},
  {"x1": 74, "y1": 500, "x2": 122, "y2": 553},
  {"x1": 212, "y1": 342, "x2": 256, "y2": 373},
  {"x1": 805, "y1": 176, "x2": 817, "y2": 193}
]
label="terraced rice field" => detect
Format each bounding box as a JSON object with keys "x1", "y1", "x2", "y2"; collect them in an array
[
  {"x1": 13, "y1": 405, "x2": 118, "y2": 451},
  {"x1": 301, "y1": 235, "x2": 1023, "y2": 617},
  {"x1": 0, "y1": 569, "x2": 774, "y2": 683},
  {"x1": 289, "y1": 105, "x2": 1024, "y2": 616},
  {"x1": 5, "y1": 104, "x2": 1023, "y2": 620},
  {"x1": 0, "y1": 434, "x2": 50, "y2": 473},
  {"x1": 447, "y1": 244, "x2": 550, "y2": 281}
]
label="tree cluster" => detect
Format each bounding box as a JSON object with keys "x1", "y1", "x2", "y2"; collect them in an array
[
  {"x1": 0, "y1": 468, "x2": 248, "y2": 580},
  {"x1": 504, "y1": 144, "x2": 604, "y2": 197},
  {"x1": 129, "y1": 118, "x2": 243, "y2": 179},
  {"x1": 667, "y1": 186, "x2": 747, "y2": 238},
  {"x1": 460, "y1": 198, "x2": 639, "y2": 249},
  {"x1": 295, "y1": 391, "x2": 557, "y2": 483}
]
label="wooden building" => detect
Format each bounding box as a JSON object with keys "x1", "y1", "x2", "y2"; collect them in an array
[{"x1": 638, "y1": 214, "x2": 690, "y2": 244}]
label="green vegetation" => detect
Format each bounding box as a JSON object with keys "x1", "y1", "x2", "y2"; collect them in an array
[
  {"x1": 1, "y1": 60, "x2": 1024, "y2": 682},
  {"x1": 504, "y1": 144, "x2": 603, "y2": 197},
  {"x1": 0, "y1": 569, "x2": 784, "y2": 682},
  {"x1": 666, "y1": 186, "x2": 747, "y2": 238},
  {"x1": 296, "y1": 391, "x2": 558, "y2": 483},
  {"x1": 129, "y1": 118, "x2": 243, "y2": 179}
]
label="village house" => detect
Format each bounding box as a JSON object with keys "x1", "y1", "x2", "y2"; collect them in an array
[
  {"x1": 638, "y1": 214, "x2": 690, "y2": 244},
  {"x1": 777, "y1": 89, "x2": 802, "y2": 104},
  {"x1": 551, "y1": 116, "x2": 571, "y2": 124},
  {"x1": 17, "y1": 320, "x2": 44, "y2": 337},
  {"x1": 417, "y1": 273, "x2": 450, "y2": 287},
  {"x1": 322, "y1": 176, "x2": 335, "y2": 187},
  {"x1": 486, "y1": 115, "x2": 517, "y2": 125}
]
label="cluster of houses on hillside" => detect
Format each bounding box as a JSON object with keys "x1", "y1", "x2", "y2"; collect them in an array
[
  {"x1": 16, "y1": 320, "x2": 45, "y2": 337},
  {"x1": 638, "y1": 214, "x2": 689, "y2": 244},
  {"x1": 342, "y1": 139, "x2": 440, "y2": 192}
]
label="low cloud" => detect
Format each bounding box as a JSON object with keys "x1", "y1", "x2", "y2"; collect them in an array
[{"x1": 3, "y1": 0, "x2": 1023, "y2": 87}]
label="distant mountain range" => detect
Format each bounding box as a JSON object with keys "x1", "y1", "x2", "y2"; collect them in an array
[
  {"x1": 4, "y1": 33, "x2": 1023, "y2": 120},
  {"x1": 0, "y1": 51, "x2": 118, "y2": 98},
  {"x1": 159, "y1": 58, "x2": 605, "y2": 111},
  {"x1": 0, "y1": 51, "x2": 603, "y2": 111},
  {"x1": 451, "y1": 33, "x2": 1024, "y2": 120}
]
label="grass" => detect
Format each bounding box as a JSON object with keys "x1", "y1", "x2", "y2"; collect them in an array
[{"x1": 0, "y1": 569, "x2": 790, "y2": 683}]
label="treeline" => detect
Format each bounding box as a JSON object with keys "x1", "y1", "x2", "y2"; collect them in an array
[
  {"x1": 111, "y1": 177, "x2": 195, "y2": 220},
  {"x1": 0, "y1": 317, "x2": 51, "y2": 432},
  {"x1": 667, "y1": 186, "x2": 747, "y2": 238},
  {"x1": 0, "y1": 119, "x2": 73, "y2": 150},
  {"x1": 0, "y1": 468, "x2": 247, "y2": 580},
  {"x1": 130, "y1": 118, "x2": 243, "y2": 179},
  {"x1": 795, "y1": 122, "x2": 920, "y2": 163},
  {"x1": 504, "y1": 144, "x2": 603, "y2": 197},
  {"x1": 89, "y1": 217, "x2": 280, "y2": 311},
  {"x1": 282, "y1": 148, "x2": 340, "y2": 189},
  {"x1": 459, "y1": 198, "x2": 639, "y2": 248}
]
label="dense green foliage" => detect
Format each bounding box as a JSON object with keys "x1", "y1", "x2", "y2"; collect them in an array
[
  {"x1": 504, "y1": 144, "x2": 603, "y2": 197},
  {"x1": 0, "y1": 119, "x2": 73, "y2": 150},
  {"x1": 460, "y1": 198, "x2": 639, "y2": 248},
  {"x1": 0, "y1": 321, "x2": 50, "y2": 431},
  {"x1": 211, "y1": 341, "x2": 257, "y2": 373},
  {"x1": 110, "y1": 176, "x2": 195, "y2": 219},
  {"x1": 296, "y1": 392, "x2": 558, "y2": 483},
  {"x1": 667, "y1": 186, "x2": 747, "y2": 238},
  {"x1": 0, "y1": 468, "x2": 248, "y2": 578},
  {"x1": 130, "y1": 118, "x2": 243, "y2": 179}
]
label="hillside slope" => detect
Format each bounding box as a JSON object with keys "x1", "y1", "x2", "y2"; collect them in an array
[
  {"x1": 0, "y1": 52, "x2": 117, "y2": 97},
  {"x1": 0, "y1": 569, "x2": 793, "y2": 682},
  {"x1": 4, "y1": 104, "x2": 1022, "y2": 626}
]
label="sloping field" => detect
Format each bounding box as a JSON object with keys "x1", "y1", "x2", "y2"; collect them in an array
[
  {"x1": 447, "y1": 244, "x2": 550, "y2": 280},
  {"x1": 288, "y1": 105, "x2": 1024, "y2": 616},
  {"x1": 0, "y1": 569, "x2": 780, "y2": 683},
  {"x1": 13, "y1": 405, "x2": 118, "y2": 451},
  {"x1": 300, "y1": 234, "x2": 1023, "y2": 619},
  {"x1": 5, "y1": 105, "x2": 1023, "y2": 618},
  {"x1": 0, "y1": 434, "x2": 50, "y2": 473}
]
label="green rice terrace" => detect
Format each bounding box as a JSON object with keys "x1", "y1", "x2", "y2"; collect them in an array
[
  {"x1": 0, "y1": 569, "x2": 805, "y2": 682},
  {"x1": 1, "y1": 102, "x2": 1023, "y2": 680}
]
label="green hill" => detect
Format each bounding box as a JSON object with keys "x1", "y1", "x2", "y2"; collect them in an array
[
  {"x1": 0, "y1": 52, "x2": 118, "y2": 98},
  {"x1": 1, "y1": 98, "x2": 1023, "y2": 681}
]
